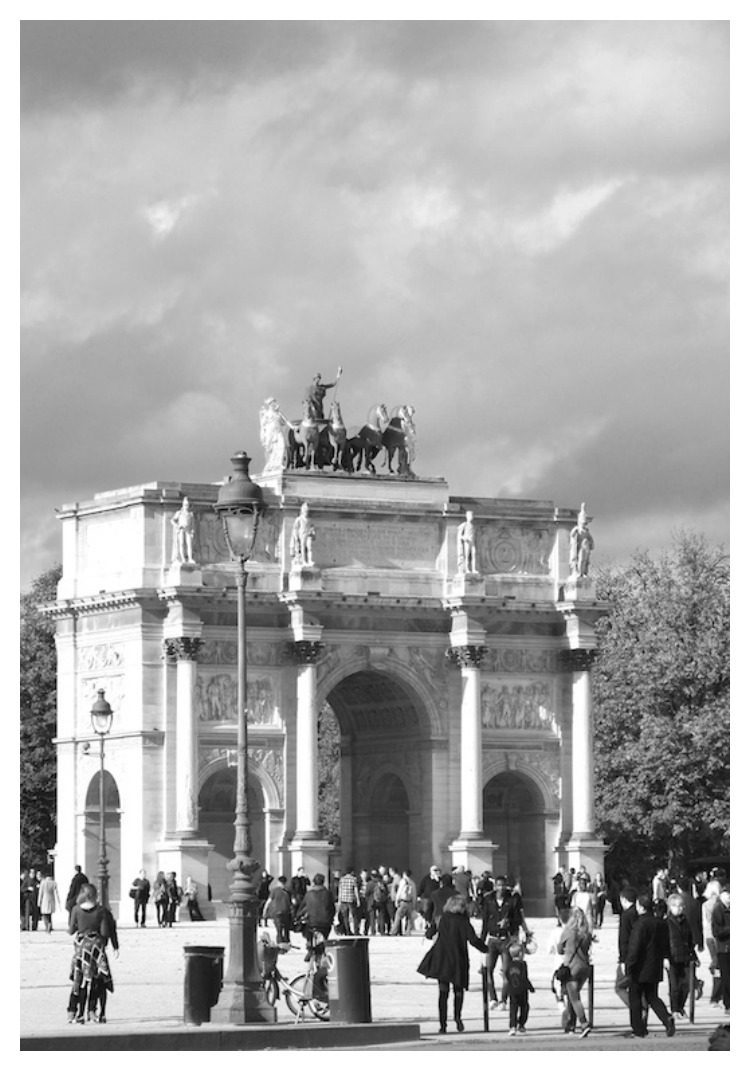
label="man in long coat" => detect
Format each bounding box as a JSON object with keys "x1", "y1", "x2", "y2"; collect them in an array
[{"x1": 625, "y1": 894, "x2": 675, "y2": 1038}]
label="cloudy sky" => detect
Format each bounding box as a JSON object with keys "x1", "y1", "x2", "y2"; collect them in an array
[{"x1": 19, "y1": 17, "x2": 729, "y2": 588}]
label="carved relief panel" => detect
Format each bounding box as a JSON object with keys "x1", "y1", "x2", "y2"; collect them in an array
[
  {"x1": 481, "y1": 679, "x2": 560, "y2": 734},
  {"x1": 195, "y1": 673, "x2": 280, "y2": 725},
  {"x1": 479, "y1": 526, "x2": 553, "y2": 575}
]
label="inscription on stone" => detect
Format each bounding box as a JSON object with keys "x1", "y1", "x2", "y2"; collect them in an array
[{"x1": 316, "y1": 521, "x2": 439, "y2": 569}]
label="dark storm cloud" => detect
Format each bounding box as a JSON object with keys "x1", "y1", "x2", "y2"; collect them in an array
[{"x1": 20, "y1": 19, "x2": 729, "y2": 586}]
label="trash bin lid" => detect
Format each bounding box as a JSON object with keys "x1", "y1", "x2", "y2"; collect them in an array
[{"x1": 183, "y1": 945, "x2": 225, "y2": 956}]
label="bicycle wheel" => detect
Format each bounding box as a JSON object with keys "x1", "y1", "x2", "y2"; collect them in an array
[{"x1": 264, "y1": 976, "x2": 279, "y2": 1007}]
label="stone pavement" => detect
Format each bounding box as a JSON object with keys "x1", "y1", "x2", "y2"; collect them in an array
[{"x1": 19, "y1": 912, "x2": 728, "y2": 1050}]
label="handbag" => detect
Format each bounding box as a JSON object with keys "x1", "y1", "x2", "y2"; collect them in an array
[
  {"x1": 129, "y1": 888, "x2": 136, "y2": 899},
  {"x1": 554, "y1": 963, "x2": 572, "y2": 983}
]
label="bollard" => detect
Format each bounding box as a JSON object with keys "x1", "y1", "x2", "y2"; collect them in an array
[
  {"x1": 480, "y1": 965, "x2": 489, "y2": 1032},
  {"x1": 588, "y1": 963, "x2": 594, "y2": 1027},
  {"x1": 688, "y1": 961, "x2": 696, "y2": 1023}
]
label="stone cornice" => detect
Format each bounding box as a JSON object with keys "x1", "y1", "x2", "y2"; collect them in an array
[{"x1": 39, "y1": 589, "x2": 163, "y2": 619}]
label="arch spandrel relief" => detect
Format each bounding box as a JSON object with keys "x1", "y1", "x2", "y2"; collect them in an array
[
  {"x1": 197, "y1": 510, "x2": 281, "y2": 565},
  {"x1": 195, "y1": 673, "x2": 280, "y2": 725},
  {"x1": 483, "y1": 748, "x2": 561, "y2": 808},
  {"x1": 200, "y1": 744, "x2": 285, "y2": 806},
  {"x1": 481, "y1": 679, "x2": 560, "y2": 734},
  {"x1": 478, "y1": 525, "x2": 554, "y2": 575}
]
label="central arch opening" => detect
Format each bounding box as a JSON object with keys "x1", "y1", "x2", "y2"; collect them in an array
[{"x1": 324, "y1": 669, "x2": 425, "y2": 873}]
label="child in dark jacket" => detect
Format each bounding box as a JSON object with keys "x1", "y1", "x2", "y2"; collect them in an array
[{"x1": 505, "y1": 941, "x2": 535, "y2": 1035}]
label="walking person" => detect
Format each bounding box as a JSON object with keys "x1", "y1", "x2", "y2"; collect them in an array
[
  {"x1": 615, "y1": 885, "x2": 644, "y2": 1024},
  {"x1": 37, "y1": 869, "x2": 60, "y2": 932},
  {"x1": 552, "y1": 871, "x2": 569, "y2": 927},
  {"x1": 480, "y1": 875, "x2": 531, "y2": 1011},
  {"x1": 504, "y1": 940, "x2": 536, "y2": 1036},
  {"x1": 625, "y1": 894, "x2": 675, "y2": 1038},
  {"x1": 665, "y1": 892, "x2": 695, "y2": 1017},
  {"x1": 164, "y1": 871, "x2": 182, "y2": 926},
  {"x1": 391, "y1": 869, "x2": 418, "y2": 935},
  {"x1": 336, "y1": 866, "x2": 361, "y2": 936},
  {"x1": 21, "y1": 868, "x2": 40, "y2": 931},
  {"x1": 417, "y1": 864, "x2": 441, "y2": 921},
  {"x1": 570, "y1": 874, "x2": 596, "y2": 931},
  {"x1": 556, "y1": 906, "x2": 594, "y2": 1037},
  {"x1": 153, "y1": 870, "x2": 168, "y2": 927},
  {"x1": 130, "y1": 869, "x2": 150, "y2": 927},
  {"x1": 64, "y1": 865, "x2": 88, "y2": 924},
  {"x1": 263, "y1": 875, "x2": 292, "y2": 943},
  {"x1": 711, "y1": 886, "x2": 730, "y2": 1014},
  {"x1": 417, "y1": 894, "x2": 488, "y2": 1034},
  {"x1": 67, "y1": 882, "x2": 119, "y2": 1024},
  {"x1": 702, "y1": 879, "x2": 722, "y2": 1003},
  {"x1": 593, "y1": 873, "x2": 608, "y2": 928},
  {"x1": 184, "y1": 876, "x2": 205, "y2": 921}
]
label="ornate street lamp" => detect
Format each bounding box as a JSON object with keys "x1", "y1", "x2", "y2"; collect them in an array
[
  {"x1": 212, "y1": 452, "x2": 275, "y2": 1024},
  {"x1": 90, "y1": 688, "x2": 114, "y2": 909}
]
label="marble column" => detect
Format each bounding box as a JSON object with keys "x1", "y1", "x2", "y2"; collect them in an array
[
  {"x1": 289, "y1": 639, "x2": 332, "y2": 876},
  {"x1": 561, "y1": 648, "x2": 604, "y2": 876},
  {"x1": 164, "y1": 636, "x2": 203, "y2": 836}
]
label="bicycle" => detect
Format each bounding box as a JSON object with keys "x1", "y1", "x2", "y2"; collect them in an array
[{"x1": 257, "y1": 931, "x2": 331, "y2": 1021}]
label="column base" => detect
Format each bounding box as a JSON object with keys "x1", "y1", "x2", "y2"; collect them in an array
[
  {"x1": 288, "y1": 837, "x2": 334, "y2": 878},
  {"x1": 212, "y1": 984, "x2": 278, "y2": 1025},
  {"x1": 561, "y1": 834, "x2": 606, "y2": 879},
  {"x1": 155, "y1": 838, "x2": 217, "y2": 920},
  {"x1": 448, "y1": 837, "x2": 497, "y2": 876}
]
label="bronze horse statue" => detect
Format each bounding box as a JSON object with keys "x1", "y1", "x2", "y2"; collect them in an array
[
  {"x1": 346, "y1": 403, "x2": 390, "y2": 474},
  {"x1": 284, "y1": 399, "x2": 322, "y2": 470},
  {"x1": 381, "y1": 404, "x2": 416, "y2": 476}
]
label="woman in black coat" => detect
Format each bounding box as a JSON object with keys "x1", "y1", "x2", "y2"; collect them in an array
[{"x1": 417, "y1": 894, "x2": 488, "y2": 1033}]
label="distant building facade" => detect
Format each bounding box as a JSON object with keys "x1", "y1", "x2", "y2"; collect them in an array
[{"x1": 47, "y1": 468, "x2": 606, "y2": 916}]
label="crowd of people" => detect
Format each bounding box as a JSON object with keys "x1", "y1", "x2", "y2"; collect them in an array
[{"x1": 23, "y1": 855, "x2": 729, "y2": 1036}]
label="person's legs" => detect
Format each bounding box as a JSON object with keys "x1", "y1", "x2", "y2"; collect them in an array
[
  {"x1": 485, "y1": 938, "x2": 501, "y2": 1003},
  {"x1": 628, "y1": 980, "x2": 648, "y2": 1035},
  {"x1": 518, "y1": 996, "x2": 529, "y2": 1028},
  {"x1": 717, "y1": 951, "x2": 730, "y2": 1010},
  {"x1": 509, "y1": 996, "x2": 519, "y2": 1029},
  {"x1": 565, "y1": 979, "x2": 588, "y2": 1026},
  {"x1": 453, "y1": 984, "x2": 464, "y2": 1029},
  {"x1": 643, "y1": 982, "x2": 672, "y2": 1030},
  {"x1": 615, "y1": 963, "x2": 631, "y2": 1007},
  {"x1": 438, "y1": 982, "x2": 449, "y2": 1032}
]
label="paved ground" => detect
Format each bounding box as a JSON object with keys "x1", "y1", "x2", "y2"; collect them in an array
[{"x1": 19, "y1": 911, "x2": 729, "y2": 1051}]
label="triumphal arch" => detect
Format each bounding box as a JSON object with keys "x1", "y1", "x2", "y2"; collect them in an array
[{"x1": 48, "y1": 385, "x2": 605, "y2": 916}]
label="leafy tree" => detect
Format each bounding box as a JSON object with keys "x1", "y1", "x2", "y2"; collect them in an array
[
  {"x1": 317, "y1": 702, "x2": 341, "y2": 844},
  {"x1": 20, "y1": 564, "x2": 61, "y2": 868},
  {"x1": 592, "y1": 533, "x2": 729, "y2": 886}
]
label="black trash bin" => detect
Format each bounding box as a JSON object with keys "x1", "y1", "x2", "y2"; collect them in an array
[
  {"x1": 183, "y1": 945, "x2": 224, "y2": 1025},
  {"x1": 326, "y1": 937, "x2": 371, "y2": 1022}
]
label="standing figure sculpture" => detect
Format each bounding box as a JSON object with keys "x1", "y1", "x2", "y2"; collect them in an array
[
  {"x1": 457, "y1": 510, "x2": 478, "y2": 575},
  {"x1": 171, "y1": 497, "x2": 196, "y2": 564},
  {"x1": 259, "y1": 398, "x2": 289, "y2": 473},
  {"x1": 290, "y1": 502, "x2": 316, "y2": 567},
  {"x1": 305, "y1": 367, "x2": 342, "y2": 421},
  {"x1": 569, "y1": 503, "x2": 594, "y2": 578}
]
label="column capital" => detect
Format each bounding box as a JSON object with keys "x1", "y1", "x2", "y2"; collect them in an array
[
  {"x1": 164, "y1": 636, "x2": 203, "y2": 662},
  {"x1": 446, "y1": 644, "x2": 487, "y2": 669},
  {"x1": 560, "y1": 648, "x2": 596, "y2": 672},
  {"x1": 289, "y1": 640, "x2": 325, "y2": 665}
]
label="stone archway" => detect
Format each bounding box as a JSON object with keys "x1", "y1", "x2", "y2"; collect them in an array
[
  {"x1": 325, "y1": 669, "x2": 426, "y2": 873},
  {"x1": 84, "y1": 770, "x2": 121, "y2": 901},
  {"x1": 483, "y1": 770, "x2": 547, "y2": 912},
  {"x1": 198, "y1": 767, "x2": 265, "y2": 902}
]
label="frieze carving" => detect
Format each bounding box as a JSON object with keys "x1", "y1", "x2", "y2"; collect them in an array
[
  {"x1": 481, "y1": 681, "x2": 559, "y2": 734},
  {"x1": 78, "y1": 645, "x2": 124, "y2": 671},
  {"x1": 198, "y1": 639, "x2": 283, "y2": 666},
  {"x1": 446, "y1": 645, "x2": 487, "y2": 669},
  {"x1": 484, "y1": 747, "x2": 561, "y2": 805},
  {"x1": 560, "y1": 649, "x2": 596, "y2": 672},
  {"x1": 196, "y1": 673, "x2": 278, "y2": 724},
  {"x1": 483, "y1": 647, "x2": 560, "y2": 674},
  {"x1": 198, "y1": 510, "x2": 281, "y2": 565},
  {"x1": 479, "y1": 526, "x2": 553, "y2": 575},
  {"x1": 201, "y1": 744, "x2": 285, "y2": 804}
]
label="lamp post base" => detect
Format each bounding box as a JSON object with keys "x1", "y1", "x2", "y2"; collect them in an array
[{"x1": 212, "y1": 864, "x2": 277, "y2": 1025}]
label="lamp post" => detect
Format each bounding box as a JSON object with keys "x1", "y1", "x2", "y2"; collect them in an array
[
  {"x1": 212, "y1": 451, "x2": 275, "y2": 1024},
  {"x1": 90, "y1": 688, "x2": 114, "y2": 909}
]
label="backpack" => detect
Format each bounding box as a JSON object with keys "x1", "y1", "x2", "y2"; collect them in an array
[{"x1": 373, "y1": 880, "x2": 388, "y2": 904}]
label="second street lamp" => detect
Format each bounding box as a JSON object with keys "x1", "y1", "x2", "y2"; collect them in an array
[
  {"x1": 90, "y1": 688, "x2": 114, "y2": 910},
  {"x1": 211, "y1": 451, "x2": 276, "y2": 1024}
]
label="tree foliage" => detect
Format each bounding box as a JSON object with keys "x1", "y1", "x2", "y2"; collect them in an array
[
  {"x1": 20, "y1": 564, "x2": 62, "y2": 868},
  {"x1": 317, "y1": 702, "x2": 341, "y2": 844},
  {"x1": 592, "y1": 532, "x2": 729, "y2": 885}
]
